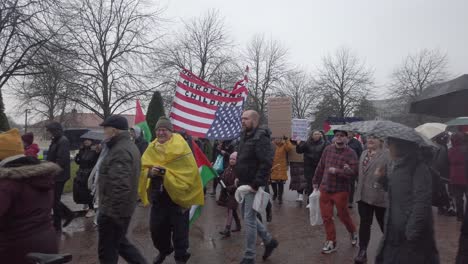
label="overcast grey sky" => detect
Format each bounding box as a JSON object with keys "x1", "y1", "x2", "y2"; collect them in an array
[
  {"x1": 5, "y1": 0, "x2": 468, "y2": 118},
  {"x1": 161, "y1": 0, "x2": 468, "y2": 95}
]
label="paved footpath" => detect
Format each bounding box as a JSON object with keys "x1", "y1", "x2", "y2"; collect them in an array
[{"x1": 60, "y1": 181, "x2": 459, "y2": 264}]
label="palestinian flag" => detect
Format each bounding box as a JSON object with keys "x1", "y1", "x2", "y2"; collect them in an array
[
  {"x1": 189, "y1": 139, "x2": 217, "y2": 225},
  {"x1": 135, "y1": 100, "x2": 152, "y2": 142}
]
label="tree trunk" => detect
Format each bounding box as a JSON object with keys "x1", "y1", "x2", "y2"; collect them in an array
[{"x1": 0, "y1": 91, "x2": 10, "y2": 131}]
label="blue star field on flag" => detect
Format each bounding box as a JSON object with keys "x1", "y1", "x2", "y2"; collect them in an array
[{"x1": 206, "y1": 106, "x2": 243, "y2": 140}]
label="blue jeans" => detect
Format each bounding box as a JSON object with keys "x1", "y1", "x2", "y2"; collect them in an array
[{"x1": 241, "y1": 191, "x2": 273, "y2": 260}]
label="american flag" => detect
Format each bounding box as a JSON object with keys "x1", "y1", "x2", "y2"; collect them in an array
[{"x1": 169, "y1": 68, "x2": 248, "y2": 139}]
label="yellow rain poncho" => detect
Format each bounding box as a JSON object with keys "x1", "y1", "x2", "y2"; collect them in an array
[{"x1": 138, "y1": 133, "x2": 204, "y2": 208}]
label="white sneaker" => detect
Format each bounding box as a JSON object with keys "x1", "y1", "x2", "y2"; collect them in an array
[
  {"x1": 351, "y1": 232, "x2": 358, "y2": 246},
  {"x1": 296, "y1": 194, "x2": 304, "y2": 202},
  {"x1": 86, "y1": 210, "x2": 96, "y2": 218},
  {"x1": 322, "y1": 241, "x2": 337, "y2": 254}
]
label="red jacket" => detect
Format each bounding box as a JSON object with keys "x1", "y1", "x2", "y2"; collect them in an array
[
  {"x1": 24, "y1": 143, "x2": 40, "y2": 158},
  {"x1": 449, "y1": 134, "x2": 468, "y2": 185},
  {"x1": 0, "y1": 157, "x2": 60, "y2": 264}
]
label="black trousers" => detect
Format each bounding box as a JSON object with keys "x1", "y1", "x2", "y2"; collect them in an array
[
  {"x1": 150, "y1": 205, "x2": 190, "y2": 262},
  {"x1": 452, "y1": 184, "x2": 468, "y2": 219},
  {"x1": 271, "y1": 181, "x2": 285, "y2": 200},
  {"x1": 97, "y1": 214, "x2": 147, "y2": 264},
  {"x1": 212, "y1": 177, "x2": 219, "y2": 193},
  {"x1": 357, "y1": 201, "x2": 385, "y2": 249},
  {"x1": 53, "y1": 181, "x2": 73, "y2": 231}
]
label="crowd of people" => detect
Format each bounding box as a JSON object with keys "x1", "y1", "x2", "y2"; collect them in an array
[{"x1": 1, "y1": 110, "x2": 468, "y2": 264}]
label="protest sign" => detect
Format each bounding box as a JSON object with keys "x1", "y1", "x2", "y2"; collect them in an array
[
  {"x1": 267, "y1": 97, "x2": 292, "y2": 138},
  {"x1": 291, "y1": 119, "x2": 309, "y2": 141}
]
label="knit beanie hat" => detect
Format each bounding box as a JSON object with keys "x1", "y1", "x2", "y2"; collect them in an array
[
  {"x1": 22, "y1": 132, "x2": 34, "y2": 146},
  {"x1": 0, "y1": 129, "x2": 24, "y2": 160},
  {"x1": 155, "y1": 116, "x2": 173, "y2": 131}
]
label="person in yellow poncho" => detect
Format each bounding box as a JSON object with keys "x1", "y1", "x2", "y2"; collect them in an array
[{"x1": 139, "y1": 117, "x2": 203, "y2": 264}]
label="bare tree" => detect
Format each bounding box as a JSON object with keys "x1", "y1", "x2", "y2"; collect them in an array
[
  {"x1": 15, "y1": 45, "x2": 78, "y2": 121},
  {"x1": 276, "y1": 69, "x2": 318, "y2": 119},
  {"x1": 63, "y1": 0, "x2": 162, "y2": 119},
  {"x1": 390, "y1": 49, "x2": 448, "y2": 101},
  {"x1": 0, "y1": 0, "x2": 58, "y2": 130},
  {"x1": 244, "y1": 34, "x2": 288, "y2": 120},
  {"x1": 159, "y1": 10, "x2": 236, "y2": 89},
  {"x1": 316, "y1": 48, "x2": 373, "y2": 118},
  {"x1": 354, "y1": 98, "x2": 378, "y2": 120}
]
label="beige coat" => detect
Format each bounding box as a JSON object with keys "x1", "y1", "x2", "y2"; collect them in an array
[{"x1": 355, "y1": 149, "x2": 389, "y2": 208}]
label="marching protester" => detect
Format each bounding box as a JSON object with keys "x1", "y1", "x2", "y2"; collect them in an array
[
  {"x1": 456, "y1": 133, "x2": 468, "y2": 264},
  {"x1": 22, "y1": 132, "x2": 40, "y2": 158},
  {"x1": 97, "y1": 115, "x2": 147, "y2": 264},
  {"x1": 270, "y1": 136, "x2": 294, "y2": 204},
  {"x1": 449, "y1": 132, "x2": 468, "y2": 221},
  {"x1": 312, "y1": 129, "x2": 359, "y2": 254},
  {"x1": 432, "y1": 132, "x2": 454, "y2": 216},
  {"x1": 211, "y1": 140, "x2": 235, "y2": 196},
  {"x1": 130, "y1": 126, "x2": 149, "y2": 155},
  {"x1": 217, "y1": 152, "x2": 242, "y2": 238},
  {"x1": 236, "y1": 110, "x2": 279, "y2": 264},
  {"x1": 297, "y1": 130, "x2": 328, "y2": 198},
  {"x1": 354, "y1": 135, "x2": 389, "y2": 263},
  {"x1": 288, "y1": 142, "x2": 307, "y2": 202},
  {"x1": 347, "y1": 131, "x2": 363, "y2": 208},
  {"x1": 46, "y1": 121, "x2": 75, "y2": 231},
  {"x1": 74, "y1": 136, "x2": 99, "y2": 218},
  {"x1": 0, "y1": 129, "x2": 60, "y2": 264},
  {"x1": 376, "y1": 137, "x2": 439, "y2": 264},
  {"x1": 140, "y1": 116, "x2": 204, "y2": 264}
]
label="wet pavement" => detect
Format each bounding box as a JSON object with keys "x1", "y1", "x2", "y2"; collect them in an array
[{"x1": 60, "y1": 181, "x2": 459, "y2": 264}]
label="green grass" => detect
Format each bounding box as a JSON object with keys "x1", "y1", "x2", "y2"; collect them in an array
[{"x1": 63, "y1": 162, "x2": 78, "y2": 193}]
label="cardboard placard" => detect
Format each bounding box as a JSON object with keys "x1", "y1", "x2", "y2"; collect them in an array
[
  {"x1": 291, "y1": 119, "x2": 309, "y2": 141},
  {"x1": 268, "y1": 97, "x2": 292, "y2": 138}
]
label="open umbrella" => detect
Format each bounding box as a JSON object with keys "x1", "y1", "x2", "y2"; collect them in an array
[
  {"x1": 415, "y1": 123, "x2": 447, "y2": 140},
  {"x1": 410, "y1": 74, "x2": 468, "y2": 118},
  {"x1": 80, "y1": 131, "x2": 104, "y2": 141},
  {"x1": 446, "y1": 117, "x2": 468, "y2": 127},
  {"x1": 339, "y1": 120, "x2": 435, "y2": 147}
]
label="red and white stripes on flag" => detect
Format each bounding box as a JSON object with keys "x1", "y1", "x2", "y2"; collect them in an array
[{"x1": 169, "y1": 68, "x2": 248, "y2": 139}]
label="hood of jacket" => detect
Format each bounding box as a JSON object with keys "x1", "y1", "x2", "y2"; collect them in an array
[
  {"x1": 46, "y1": 122, "x2": 64, "y2": 139},
  {"x1": 0, "y1": 156, "x2": 61, "y2": 191}
]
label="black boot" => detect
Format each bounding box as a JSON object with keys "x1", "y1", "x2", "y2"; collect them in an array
[
  {"x1": 154, "y1": 248, "x2": 174, "y2": 264},
  {"x1": 354, "y1": 248, "x2": 367, "y2": 263},
  {"x1": 219, "y1": 225, "x2": 231, "y2": 238}
]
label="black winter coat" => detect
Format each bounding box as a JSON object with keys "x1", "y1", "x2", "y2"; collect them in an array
[
  {"x1": 98, "y1": 132, "x2": 141, "y2": 219},
  {"x1": 46, "y1": 134, "x2": 71, "y2": 182},
  {"x1": 235, "y1": 127, "x2": 274, "y2": 188},
  {"x1": 74, "y1": 147, "x2": 99, "y2": 204},
  {"x1": 296, "y1": 139, "x2": 327, "y2": 179},
  {"x1": 348, "y1": 137, "x2": 364, "y2": 158},
  {"x1": 376, "y1": 156, "x2": 439, "y2": 264},
  {"x1": 134, "y1": 137, "x2": 149, "y2": 156}
]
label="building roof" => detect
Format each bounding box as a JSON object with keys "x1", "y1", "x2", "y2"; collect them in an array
[{"x1": 30, "y1": 112, "x2": 136, "y2": 130}]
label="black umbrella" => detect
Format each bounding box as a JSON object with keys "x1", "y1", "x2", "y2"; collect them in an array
[
  {"x1": 338, "y1": 120, "x2": 436, "y2": 148},
  {"x1": 410, "y1": 74, "x2": 468, "y2": 118},
  {"x1": 80, "y1": 131, "x2": 105, "y2": 141}
]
